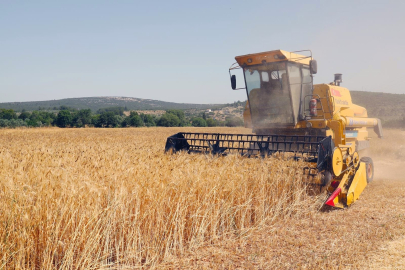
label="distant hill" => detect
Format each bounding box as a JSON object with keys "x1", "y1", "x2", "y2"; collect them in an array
[
  {"x1": 0, "y1": 96, "x2": 227, "y2": 112},
  {"x1": 351, "y1": 91, "x2": 405, "y2": 126}
]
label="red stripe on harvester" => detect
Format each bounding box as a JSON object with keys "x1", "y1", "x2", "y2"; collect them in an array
[
  {"x1": 325, "y1": 188, "x2": 341, "y2": 207},
  {"x1": 331, "y1": 89, "x2": 341, "y2": 97}
]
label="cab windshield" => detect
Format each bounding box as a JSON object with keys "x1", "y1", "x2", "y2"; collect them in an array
[{"x1": 244, "y1": 62, "x2": 311, "y2": 127}]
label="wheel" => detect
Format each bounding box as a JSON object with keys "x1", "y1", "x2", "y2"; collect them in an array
[{"x1": 360, "y1": 157, "x2": 374, "y2": 183}]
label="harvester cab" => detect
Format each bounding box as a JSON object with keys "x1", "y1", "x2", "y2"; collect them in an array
[
  {"x1": 165, "y1": 49, "x2": 383, "y2": 209},
  {"x1": 230, "y1": 50, "x2": 317, "y2": 133}
]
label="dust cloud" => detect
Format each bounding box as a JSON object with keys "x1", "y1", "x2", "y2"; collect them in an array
[
  {"x1": 374, "y1": 160, "x2": 405, "y2": 181},
  {"x1": 364, "y1": 129, "x2": 405, "y2": 181}
]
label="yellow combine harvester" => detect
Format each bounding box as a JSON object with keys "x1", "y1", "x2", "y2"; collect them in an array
[{"x1": 165, "y1": 49, "x2": 383, "y2": 208}]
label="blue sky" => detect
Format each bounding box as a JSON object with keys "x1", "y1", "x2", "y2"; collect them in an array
[{"x1": 1, "y1": 1, "x2": 404, "y2": 103}]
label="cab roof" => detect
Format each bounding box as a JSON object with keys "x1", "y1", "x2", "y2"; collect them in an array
[{"x1": 235, "y1": 50, "x2": 311, "y2": 67}]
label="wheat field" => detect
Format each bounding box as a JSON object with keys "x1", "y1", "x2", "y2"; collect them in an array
[{"x1": 0, "y1": 127, "x2": 324, "y2": 269}]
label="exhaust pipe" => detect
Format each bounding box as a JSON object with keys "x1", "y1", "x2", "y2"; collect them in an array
[{"x1": 334, "y1": 73, "x2": 342, "y2": 86}]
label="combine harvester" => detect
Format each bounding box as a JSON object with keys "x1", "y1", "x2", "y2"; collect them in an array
[{"x1": 165, "y1": 50, "x2": 383, "y2": 208}]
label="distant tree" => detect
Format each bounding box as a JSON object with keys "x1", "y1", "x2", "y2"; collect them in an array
[
  {"x1": 92, "y1": 115, "x2": 102, "y2": 127},
  {"x1": 97, "y1": 107, "x2": 125, "y2": 116},
  {"x1": 129, "y1": 111, "x2": 138, "y2": 117},
  {"x1": 97, "y1": 112, "x2": 122, "y2": 127},
  {"x1": 26, "y1": 119, "x2": 40, "y2": 127},
  {"x1": 0, "y1": 109, "x2": 17, "y2": 120},
  {"x1": 113, "y1": 115, "x2": 123, "y2": 127},
  {"x1": 166, "y1": 109, "x2": 187, "y2": 126},
  {"x1": 72, "y1": 109, "x2": 92, "y2": 127},
  {"x1": 56, "y1": 110, "x2": 72, "y2": 128},
  {"x1": 12, "y1": 119, "x2": 27, "y2": 127},
  {"x1": 59, "y1": 105, "x2": 77, "y2": 112},
  {"x1": 43, "y1": 111, "x2": 56, "y2": 126},
  {"x1": 8, "y1": 119, "x2": 18, "y2": 128},
  {"x1": 19, "y1": 119, "x2": 28, "y2": 127},
  {"x1": 128, "y1": 114, "x2": 143, "y2": 127},
  {"x1": 192, "y1": 117, "x2": 207, "y2": 127},
  {"x1": 157, "y1": 113, "x2": 181, "y2": 127},
  {"x1": 217, "y1": 120, "x2": 226, "y2": 127},
  {"x1": 0, "y1": 119, "x2": 27, "y2": 128},
  {"x1": 98, "y1": 112, "x2": 110, "y2": 127},
  {"x1": 99, "y1": 112, "x2": 113, "y2": 127},
  {"x1": 18, "y1": 111, "x2": 31, "y2": 120},
  {"x1": 29, "y1": 111, "x2": 40, "y2": 122},
  {"x1": 140, "y1": 113, "x2": 156, "y2": 127},
  {"x1": 0, "y1": 119, "x2": 9, "y2": 127},
  {"x1": 26, "y1": 111, "x2": 55, "y2": 127},
  {"x1": 225, "y1": 116, "x2": 244, "y2": 127},
  {"x1": 206, "y1": 118, "x2": 217, "y2": 127}
]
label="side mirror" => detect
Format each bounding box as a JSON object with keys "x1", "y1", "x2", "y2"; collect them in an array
[
  {"x1": 231, "y1": 75, "x2": 236, "y2": 90},
  {"x1": 310, "y1": 60, "x2": 317, "y2": 74}
]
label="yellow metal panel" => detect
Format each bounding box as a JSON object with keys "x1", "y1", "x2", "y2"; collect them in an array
[
  {"x1": 356, "y1": 128, "x2": 369, "y2": 142},
  {"x1": 235, "y1": 49, "x2": 311, "y2": 66},
  {"x1": 313, "y1": 84, "x2": 368, "y2": 119},
  {"x1": 313, "y1": 84, "x2": 354, "y2": 117},
  {"x1": 279, "y1": 50, "x2": 311, "y2": 65},
  {"x1": 351, "y1": 104, "x2": 368, "y2": 117},
  {"x1": 346, "y1": 162, "x2": 368, "y2": 206},
  {"x1": 328, "y1": 120, "x2": 346, "y2": 146},
  {"x1": 340, "y1": 107, "x2": 354, "y2": 117},
  {"x1": 328, "y1": 85, "x2": 353, "y2": 107}
]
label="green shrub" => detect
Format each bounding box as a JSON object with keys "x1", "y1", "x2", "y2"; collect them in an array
[
  {"x1": 157, "y1": 113, "x2": 181, "y2": 127},
  {"x1": 192, "y1": 117, "x2": 207, "y2": 127},
  {"x1": 225, "y1": 116, "x2": 244, "y2": 127}
]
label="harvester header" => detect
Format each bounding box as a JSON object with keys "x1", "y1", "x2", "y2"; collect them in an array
[{"x1": 166, "y1": 49, "x2": 382, "y2": 209}]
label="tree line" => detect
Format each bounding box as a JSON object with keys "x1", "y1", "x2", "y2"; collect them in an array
[{"x1": 0, "y1": 107, "x2": 244, "y2": 128}]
